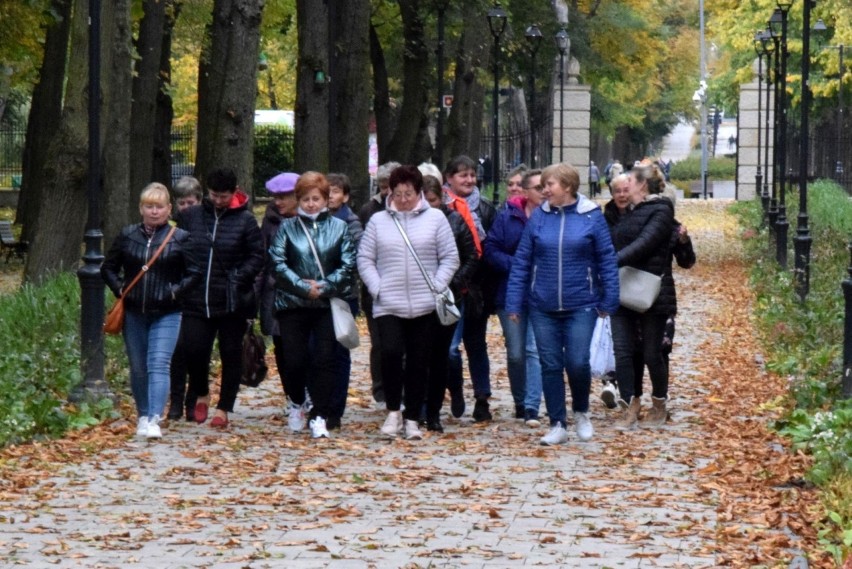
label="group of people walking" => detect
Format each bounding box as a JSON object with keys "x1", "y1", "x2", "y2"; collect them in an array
[{"x1": 101, "y1": 154, "x2": 693, "y2": 446}]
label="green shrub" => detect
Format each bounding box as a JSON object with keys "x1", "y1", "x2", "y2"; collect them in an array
[
  {"x1": 669, "y1": 155, "x2": 737, "y2": 182},
  {"x1": 0, "y1": 274, "x2": 121, "y2": 447},
  {"x1": 253, "y1": 125, "x2": 295, "y2": 198}
]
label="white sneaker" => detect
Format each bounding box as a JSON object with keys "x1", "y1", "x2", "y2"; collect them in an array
[
  {"x1": 540, "y1": 424, "x2": 569, "y2": 446},
  {"x1": 404, "y1": 419, "x2": 423, "y2": 440},
  {"x1": 136, "y1": 416, "x2": 149, "y2": 437},
  {"x1": 574, "y1": 411, "x2": 594, "y2": 441},
  {"x1": 374, "y1": 400, "x2": 387, "y2": 411},
  {"x1": 600, "y1": 381, "x2": 618, "y2": 409},
  {"x1": 380, "y1": 411, "x2": 402, "y2": 438},
  {"x1": 309, "y1": 417, "x2": 329, "y2": 439},
  {"x1": 288, "y1": 402, "x2": 306, "y2": 432},
  {"x1": 146, "y1": 415, "x2": 162, "y2": 439}
]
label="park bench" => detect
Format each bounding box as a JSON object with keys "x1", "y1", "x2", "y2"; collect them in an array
[{"x1": 0, "y1": 220, "x2": 28, "y2": 263}]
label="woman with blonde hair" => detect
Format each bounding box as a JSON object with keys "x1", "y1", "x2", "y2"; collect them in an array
[
  {"x1": 505, "y1": 162, "x2": 619, "y2": 446},
  {"x1": 102, "y1": 183, "x2": 200, "y2": 439}
]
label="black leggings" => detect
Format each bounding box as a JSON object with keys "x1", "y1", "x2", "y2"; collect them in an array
[
  {"x1": 376, "y1": 313, "x2": 434, "y2": 422},
  {"x1": 611, "y1": 312, "x2": 669, "y2": 401},
  {"x1": 180, "y1": 314, "x2": 245, "y2": 413}
]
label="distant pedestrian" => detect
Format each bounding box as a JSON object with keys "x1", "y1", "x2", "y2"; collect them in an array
[
  {"x1": 589, "y1": 161, "x2": 601, "y2": 198},
  {"x1": 728, "y1": 135, "x2": 736, "y2": 151},
  {"x1": 102, "y1": 183, "x2": 201, "y2": 439}
]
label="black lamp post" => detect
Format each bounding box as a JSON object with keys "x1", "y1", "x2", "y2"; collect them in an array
[
  {"x1": 814, "y1": 18, "x2": 846, "y2": 181},
  {"x1": 72, "y1": 0, "x2": 113, "y2": 404},
  {"x1": 771, "y1": 1, "x2": 792, "y2": 269},
  {"x1": 793, "y1": 0, "x2": 814, "y2": 301},
  {"x1": 487, "y1": 4, "x2": 507, "y2": 203},
  {"x1": 435, "y1": 0, "x2": 451, "y2": 167},
  {"x1": 761, "y1": 27, "x2": 776, "y2": 227},
  {"x1": 754, "y1": 31, "x2": 767, "y2": 217},
  {"x1": 525, "y1": 24, "x2": 542, "y2": 168},
  {"x1": 768, "y1": 15, "x2": 781, "y2": 236},
  {"x1": 555, "y1": 27, "x2": 568, "y2": 164}
]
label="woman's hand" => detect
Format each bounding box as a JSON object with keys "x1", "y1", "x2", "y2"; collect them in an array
[
  {"x1": 678, "y1": 225, "x2": 690, "y2": 244},
  {"x1": 508, "y1": 313, "x2": 520, "y2": 323},
  {"x1": 597, "y1": 309, "x2": 609, "y2": 318},
  {"x1": 305, "y1": 279, "x2": 323, "y2": 300}
]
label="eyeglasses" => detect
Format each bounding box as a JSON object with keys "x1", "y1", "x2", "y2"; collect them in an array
[
  {"x1": 524, "y1": 184, "x2": 544, "y2": 192},
  {"x1": 391, "y1": 191, "x2": 419, "y2": 201}
]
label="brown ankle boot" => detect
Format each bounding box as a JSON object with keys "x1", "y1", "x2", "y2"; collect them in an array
[
  {"x1": 614, "y1": 397, "x2": 640, "y2": 430},
  {"x1": 640, "y1": 396, "x2": 668, "y2": 427}
]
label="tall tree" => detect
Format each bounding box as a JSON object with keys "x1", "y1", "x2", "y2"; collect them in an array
[
  {"x1": 446, "y1": 22, "x2": 490, "y2": 162},
  {"x1": 151, "y1": 3, "x2": 182, "y2": 191},
  {"x1": 293, "y1": 0, "x2": 329, "y2": 173},
  {"x1": 195, "y1": 0, "x2": 264, "y2": 196}
]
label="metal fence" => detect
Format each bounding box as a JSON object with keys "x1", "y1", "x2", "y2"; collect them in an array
[
  {"x1": 0, "y1": 128, "x2": 25, "y2": 189},
  {"x1": 480, "y1": 114, "x2": 553, "y2": 180}
]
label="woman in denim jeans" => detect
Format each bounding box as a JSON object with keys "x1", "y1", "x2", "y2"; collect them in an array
[
  {"x1": 102, "y1": 183, "x2": 200, "y2": 439},
  {"x1": 484, "y1": 169, "x2": 545, "y2": 427},
  {"x1": 505, "y1": 163, "x2": 619, "y2": 446}
]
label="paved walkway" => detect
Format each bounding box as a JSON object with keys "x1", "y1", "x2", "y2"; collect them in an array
[{"x1": 0, "y1": 202, "x2": 772, "y2": 568}]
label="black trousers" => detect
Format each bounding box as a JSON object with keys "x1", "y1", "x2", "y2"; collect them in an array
[
  {"x1": 376, "y1": 313, "x2": 434, "y2": 422},
  {"x1": 277, "y1": 307, "x2": 336, "y2": 420},
  {"x1": 180, "y1": 313, "x2": 245, "y2": 413}
]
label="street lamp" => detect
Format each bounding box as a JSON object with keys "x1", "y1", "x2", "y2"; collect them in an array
[
  {"x1": 754, "y1": 30, "x2": 768, "y2": 216},
  {"x1": 72, "y1": 0, "x2": 113, "y2": 404},
  {"x1": 487, "y1": 4, "x2": 507, "y2": 203},
  {"x1": 771, "y1": 1, "x2": 793, "y2": 269},
  {"x1": 555, "y1": 27, "x2": 569, "y2": 164},
  {"x1": 761, "y1": 27, "x2": 777, "y2": 227},
  {"x1": 767, "y1": 16, "x2": 782, "y2": 235},
  {"x1": 793, "y1": 0, "x2": 815, "y2": 300},
  {"x1": 814, "y1": 19, "x2": 846, "y2": 181},
  {"x1": 525, "y1": 24, "x2": 542, "y2": 168},
  {"x1": 434, "y1": 0, "x2": 451, "y2": 167}
]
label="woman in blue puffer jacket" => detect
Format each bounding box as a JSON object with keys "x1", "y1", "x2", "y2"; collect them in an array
[{"x1": 505, "y1": 162, "x2": 619, "y2": 446}]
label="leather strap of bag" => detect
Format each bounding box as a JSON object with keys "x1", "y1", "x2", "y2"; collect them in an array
[
  {"x1": 390, "y1": 214, "x2": 438, "y2": 295},
  {"x1": 120, "y1": 225, "x2": 178, "y2": 298}
]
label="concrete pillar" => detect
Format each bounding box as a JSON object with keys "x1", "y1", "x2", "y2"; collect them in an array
[
  {"x1": 552, "y1": 57, "x2": 592, "y2": 196},
  {"x1": 737, "y1": 58, "x2": 774, "y2": 200}
]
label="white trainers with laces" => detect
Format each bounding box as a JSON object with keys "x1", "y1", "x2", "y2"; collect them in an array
[
  {"x1": 540, "y1": 424, "x2": 569, "y2": 446},
  {"x1": 574, "y1": 411, "x2": 594, "y2": 441},
  {"x1": 309, "y1": 417, "x2": 329, "y2": 439},
  {"x1": 381, "y1": 411, "x2": 402, "y2": 438},
  {"x1": 136, "y1": 416, "x2": 149, "y2": 437},
  {"x1": 288, "y1": 402, "x2": 306, "y2": 432},
  {"x1": 404, "y1": 419, "x2": 423, "y2": 440},
  {"x1": 146, "y1": 415, "x2": 162, "y2": 439}
]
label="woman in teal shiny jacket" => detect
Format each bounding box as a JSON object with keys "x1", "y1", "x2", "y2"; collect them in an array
[{"x1": 269, "y1": 171, "x2": 356, "y2": 439}]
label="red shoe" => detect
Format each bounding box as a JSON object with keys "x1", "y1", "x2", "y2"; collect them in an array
[
  {"x1": 210, "y1": 415, "x2": 229, "y2": 428},
  {"x1": 194, "y1": 402, "x2": 209, "y2": 424}
]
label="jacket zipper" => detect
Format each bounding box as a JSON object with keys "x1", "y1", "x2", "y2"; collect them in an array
[
  {"x1": 587, "y1": 266, "x2": 594, "y2": 295},
  {"x1": 142, "y1": 235, "x2": 153, "y2": 313},
  {"x1": 557, "y1": 208, "x2": 566, "y2": 311},
  {"x1": 205, "y1": 212, "x2": 221, "y2": 318}
]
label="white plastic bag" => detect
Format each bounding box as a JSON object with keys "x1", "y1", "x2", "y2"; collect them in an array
[
  {"x1": 589, "y1": 316, "x2": 615, "y2": 377},
  {"x1": 330, "y1": 297, "x2": 360, "y2": 349}
]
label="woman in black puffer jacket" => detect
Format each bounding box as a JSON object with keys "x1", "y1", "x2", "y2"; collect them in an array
[
  {"x1": 610, "y1": 163, "x2": 675, "y2": 430},
  {"x1": 102, "y1": 183, "x2": 201, "y2": 440},
  {"x1": 175, "y1": 168, "x2": 265, "y2": 429}
]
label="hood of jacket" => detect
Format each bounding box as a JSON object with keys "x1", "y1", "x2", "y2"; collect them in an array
[
  {"x1": 386, "y1": 193, "x2": 431, "y2": 217},
  {"x1": 203, "y1": 189, "x2": 250, "y2": 214},
  {"x1": 541, "y1": 193, "x2": 598, "y2": 215}
]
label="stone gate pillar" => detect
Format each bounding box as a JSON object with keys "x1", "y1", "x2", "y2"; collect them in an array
[
  {"x1": 737, "y1": 58, "x2": 774, "y2": 200},
  {"x1": 553, "y1": 57, "x2": 592, "y2": 196}
]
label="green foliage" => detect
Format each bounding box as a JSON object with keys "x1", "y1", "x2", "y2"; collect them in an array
[
  {"x1": 731, "y1": 180, "x2": 852, "y2": 558},
  {"x1": 253, "y1": 125, "x2": 295, "y2": 198},
  {"x1": 669, "y1": 155, "x2": 737, "y2": 182},
  {"x1": 0, "y1": 274, "x2": 121, "y2": 447}
]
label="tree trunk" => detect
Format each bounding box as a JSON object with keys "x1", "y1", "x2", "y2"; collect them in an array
[
  {"x1": 369, "y1": 23, "x2": 392, "y2": 163},
  {"x1": 128, "y1": 0, "x2": 169, "y2": 218},
  {"x1": 383, "y1": 0, "x2": 430, "y2": 166},
  {"x1": 195, "y1": 0, "x2": 264, "y2": 199},
  {"x1": 294, "y1": 0, "x2": 329, "y2": 173},
  {"x1": 101, "y1": 0, "x2": 133, "y2": 246},
  {"x1": 446, "y1": 22, "x2": 490, "y2": 162},
  {"x1": 152, "y1": 3, "x2": 181, "y2": 191},
  {"x1": 24, "y1": 0, "x2": 90, "y2": 283},
  {"x1": 329, "y1": 0, "x2": 370, "y2": 207},
  {"x1": 17, "y1": 0, "x2": 72, "y2": 240}
]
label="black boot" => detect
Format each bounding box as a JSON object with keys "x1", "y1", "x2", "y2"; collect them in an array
[
  {"x1": 426, "y1": 414, "x2": 444, "y2": 433},
  {"x1": 472, "y1": 398, "x2": 492, "y2": 423}
]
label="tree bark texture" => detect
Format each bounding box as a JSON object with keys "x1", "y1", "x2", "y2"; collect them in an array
[
  {"x1": 329, "y1": 0, "x2": 370, "y2": 207},
  {"x1": 195, "y1": 0, "x2": 264, "y2": 198},
  {"x1": 24, "y1": 0, "x2": 90, "y2": 283},
  {"x1": 294, "y1": 0, "x2": 329, "y2": 173},
  {"x1": 17, "y1": 0, "x2": 72, "y2": 241},
  {"x1": 369, "y1": 23, "x2": 392, "y2": 164},
  {"x1": 446, "y1": 21, "x2": 490, "y2": 163},
  {"x1": 101, "y1": 0, "x2": 133, "y2": 245},
  {"x1": 129, "y1": 0, "x2": 169, "y2": 214},
  {"x1": 383, "y1": 0, "x2": 430, "y2": 166},
  {"x1": 151, "y1": 3, "x2": 180, "y2": 192}
]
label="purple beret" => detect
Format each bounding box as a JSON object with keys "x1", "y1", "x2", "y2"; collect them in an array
[{"x1": 265, "y1": 172, "x2": 299, "y2": 194}]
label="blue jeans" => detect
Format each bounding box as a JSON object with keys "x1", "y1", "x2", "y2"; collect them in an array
[
  {"x1": 448, "y1": 301, "x2": 491, "y2": 399},
  {"x1": 496, "y1": 309, "x2": 542, "y2": 412},
  {"x1": 124, "y1": 310, "x2": 182, "y2": 418},
  {"x1": 529, "y1": 307, "x2": 597, "y2": 427}
]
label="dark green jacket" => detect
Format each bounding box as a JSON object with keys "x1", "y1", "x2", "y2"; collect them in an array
[{"x1": 269, "y1": 210, "x2": 356, "y2": 311}]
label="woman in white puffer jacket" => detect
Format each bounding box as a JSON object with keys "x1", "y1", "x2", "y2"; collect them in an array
[{"x1": 358, "y1": 165, "x2": 459, "y2": 441}]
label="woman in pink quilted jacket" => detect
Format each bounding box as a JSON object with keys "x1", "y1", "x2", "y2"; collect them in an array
[{"x1": 357, "y1": 165, "x2": 459, "y2": 441}]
